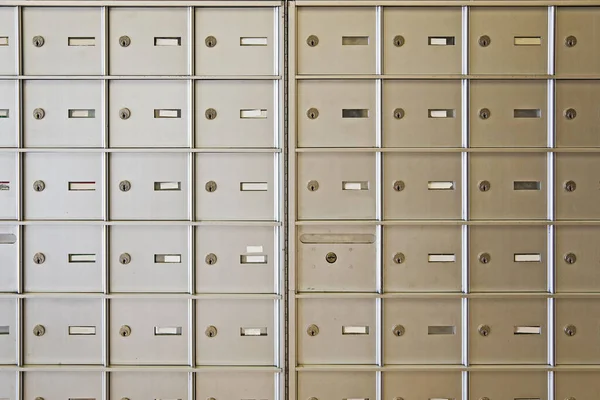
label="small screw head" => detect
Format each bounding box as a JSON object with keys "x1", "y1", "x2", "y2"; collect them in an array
[
  {"x1": 32, "y1": 35, "x2": 45, "y2": 47},
  {"x1": 478, "y1": 35, "x2": 491, "y2": 47},
  {"x1": 479, "y1": 108, "x2": 491, "y2": 120},
  {"x1": 307, "y1": 324, "x2": 319, "y2": 336},
  {"x1": 393, "y1": 180, "x2": 405, "y2": 192},
  {"x1": 205, "y1": 253, "x2": 217, "y2": 265},
  {"x1": 33, "y1": 324, "x2": 45, "y2": 337},
  {"x1": 478, "y1": 180, "x2": 491, "y2": 192},
  {"x1": 306, "y1": 108, "x2": 319, "y2": 120},
  {"x1": 205, "y1": 108, "x2": 217, "y2": 120},
  {"x1": 393, "y1": 35, "x2": 405, "y2": 47},
  {"x1": 565, "y1": 108, "x2": 577, "y2": 120},
  {"x1": 306, "y1": 35, "x2": 319, "y2": 47},
  {"x1": 393, "y1": 252, "x2": 405, "y2": 264},
  {"x1": 564, "y1": 252, "x2": 577, "y2": 265},
  {"x1": 119, "y1": 325, "x2": 131, "y2": 337},
  {"x1": 33, "y1": 180, "x2": 45, "y2": 192},
  {"x1": 119, "y1": 180, "x2": 131, "y2": 192},
  {"x1": 119, "y1": 108, "x2": 131, "y2": 120},
  {"x1": 205, "y1": 181, "x2": 217, "y2": 193},
  {"x1": 564, "y1": 180, "x2": 577, "y2": 192},
  {"x1": 33, "y1": 108, "x2": 45, "y2": 120},
  {"x1": 119, "y1": 36, "x2": 131, "y2": 47},
  {"x1": 325, "y1": 252, "x2": 337, "y2": 264},
  {"x1": 205, "y1": 36, "x2": 217, "y2": 48},
  {"x1": 392, "y1": 324, "x2": 405, "y2": 336},
  {"x1": 565, "y1": 35, "x2": 577, "y2": 48},
  {"x1": 393, "y1": 108, "x2": 405, "y2": 120},
  {"x1": 119, "y1": 253, "x2": 131, "y2": 265},
  {"x1": 33, "y1": 252, "x2": 46, "y2": 265},
  {"x1": 205, "y1": 325, "x2": 218, "y2": 337},
  {"x1": 478, "y1": 252, "x2": 491, "y2": 264},
  {"x1": 478, "y1": 324, "x2": 491, "y2": 337},
  {"x1": 307, "y1": 180, "x2": 319, "y2": 192},
  {"x1": 564, "y1": 324, "x2": 577, "y2": 336}
]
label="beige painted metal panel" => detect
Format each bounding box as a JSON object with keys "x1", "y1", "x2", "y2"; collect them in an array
[
  {"x1": 556, "y1": 298, "x2": 600, "y2": 364},
  {"x1": 469, "y1": 371, "x2": 548, "y2": 400},
  {"x1": 0, "y1": 7, "x2": 16, "y2": 75},
  {"x1": 556, "y1": 80, "x2": 600, "y2": 147},
  {"x1": 555, "y1": 372, "x2": 600, "y2": 400},
  {"x1": 0, "y1": 299, "x2": 16, "y2": 365},
  {"x1": 556, "y1": 226, "x2": 600, "y2": 293},
  {"x1": 0, "y1": 153, "x2": 16, "y2": 220},
  {"x1": 556, "y1": 153, "x2": 600, "y2": 220},
  {"x1": 0, "y1": 225, "x2": 18, "y2": 293},
  {"x1": 298, "y1": 372, "x2": 376, "y2": 400},
  {"x1": 196, "y1": 372, "x2": 276, "y2": 400},
  {"x1": 23, "y1": 372, "x2": 103, "y2": 400},
  {"x1": 110, "y1": 372, "x2": 189, "y2": 400},
  {"x1": 556, "y1": 7, "x2": 600, "y2": 76},
  {"x1": 0, "y1": 80, "x2": 18, "y2": 147},
  {"x1": 383, "y1": 371, "x2": 462, "y2": 400}
]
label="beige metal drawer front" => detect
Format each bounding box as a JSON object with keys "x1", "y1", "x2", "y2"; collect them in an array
[
  {"x1": 469, "y1": 371, "x2": 548, "y2": 400},
  {"x1": 23, "y1": 372, "x2": 103, "y2": 400},
  {"x1": 555, "y1": 372, "x2": 600, "y2": 400},
  {"x1": 0, "y1": 299, "x2": 16, "y2": 365},
  {"x1": 0, "y1": 80, "x2": 18, "y2": 148},
  {"x1": 556, "y1": 226, "x2": 600, "y2": 293},
  {"x1": 110, "y1": 372, "x2": 189, "y2": 400},
  {"x1": 0, "y1": 7, "x2": 16, "y2": 75},
  {"x1": 383, "y1": 372, "x2": 462, "y2": 400},
  {"x1": 0, "y1": 225, "x2": 17, "y2": 293},
  {"x1": 197, "y1": 372, "x2": 276, "y2": 400},
  {"x1": 382, "y1": 80, "x2": 462, "y2": 148},
  {"x1": 556, "y1": 7, "x2": 600, "y2": 76},
  {"x1": 297, "y1": 298, "x2": 376, "y2": 365},
  {"x1": 556, "y1": 153, "x2": 600, "y2": 220},
  {"x1": 556, "y1": 298, "x2": 600, "y2": 365},
  {"x1": 383, "y1": 7, "x2": 462, "y2": 75},
  {"x1": 0, "y1": 153, "x2": 16, "y2": 220},
  {"x1": 383, "y1": 225, "x2": 462, "y2": 292},
  {"x1": 384, "y1": 299, "x2": 462, "y2": 364},
  {"x1": 297, "y1": 225, "x2": 377, "y2": 292},
  {"x1": 556, "y1": 80, "x2": 600, "y2": 147},
  {"x1": 298, "y1": 372, "x2": 376, "y2": 400},
  {"x1": 469, "y1": 225, "x2": 548, "y2": 292},
  {"x1": 0, "y1": 372, "x2": 16, "y2": 400},
  {"x1": 469, "y1": 298, "x2": 548, "y2": 364}
]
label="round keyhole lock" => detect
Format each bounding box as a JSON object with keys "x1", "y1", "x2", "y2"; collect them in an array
[
  {"x1": 478, "y1": 35, "x2": 491, "y2": 47},
  {"x1": 306, "y1": 324, "x2": 319, "y2": 336},
  {"x1": 393, "y1": 180, "x2": 405, "y2": 192},
  {"x1": 207, "y1": 397, "x2": 217, "y2": 400},
  {"x1": 325, "y1": 252, "x2": 337, "y2": 264},
  {"x1": 565, "y1": 35, "x2": 578, "y2": 48},
  {"x1": 565, "y1": 108, "x2": 577, "y2": 120},
  {"x1": 478, "y1": 252, "x2": 491, "y2": 264},
  {"x1": 119, "y1": 108, "x2": 131, "y2": 120},
  {"x1": 33, "y1": 108, "x2": 45, "y2": 120},
  {"x1": 119, "y1": 36, "x2": 131, "y2": 47},
  {"x1": 479, "y1": 108, "x2": 491, "y2": 120},
  {"x1": 205, "y1": 325, "x2": 218, "y2": 338},
  {"x1": 205, "y1": 108, "x2": 217, "y2": 120},
  {"x1": 478, "y1": 180, "x2": 491, "y2": 192},
  {"x1": 33, "y1": 324, "x2": 46, "y2": 337},
  {"x1": 33, "y1": 252, "x2": 46, "y2": 265},
  {"x1": 205, "y1": 253, "x2": 218, "y2": 265},
  {"x1": 119, "y1": 253, "x2": 132, "y2": 265},
  {"x1": 564, "y1": 180, "x2": 577, "y2": 192},
  {"x1": 35, "y1": 397, "x2": 45, "y2": 400},
  {"x1": 393, "y1": 252, "x2": 405, "y2": 264},
  {"x1": 392, "y1": 324, "x2": 405, "y2": 337},
  {"x1": 205, "y1": 181, "x2": 217, "y2": 193},
  {"x1": 119, "y1": 180, "x2": 131, "y2": 192},
  {"x1": 393, "y1": 35, "x2": 405, "y2": 47},
  {"x1": 393, "y1": 108, "x2": 405, "y2": 120},
  {"x1": 564, "y1": 324, "x2": 577, "y2": 337},
  {"x1": 564, "y1": 252, "x2": 577, "y2": 265},
  {"x1": 306, "y1": 35, "x2": 319, "y2": 47},
  {"x1": 306, "y1": 108, "x2": 319, "y2": 120},
  {"x1": 32, "y1": 35, "x2": 45, "y2": 48},
  {"x1": 393, "y1": 397, "x2": 405, "y2": 400},
  {"x1": 121, "y1": 397, "x2": 131, "y2": 400},
  {"x1": 33, "y1": 180, "x2": 45, "y2": 192},
  {"x1": 307, "y1": 180, "x2": 319, "y2": 192},
  {"x1": 119, "y1": 325, "x2": 131, "y2": 337},
  {"x1": 308, "y1": 397, "x2": 319, "y2": 400},
  {"x1": 565, "y1": 397, "x2": 576, "y2": 400},
  {"x1": 478, "y1": 324, "x2": 491, "y2": 337},
  {"x1": 205, "y1": 36, "x2": 217, "y2": 48},
  {"x1": 479, "y1": 397, "x2": 490, "y2": 400}
]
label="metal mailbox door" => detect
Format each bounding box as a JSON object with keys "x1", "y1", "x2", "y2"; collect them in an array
[
  {"x1": 109, "y1": 226, "x2": 188, "y2": 293},
  {"x1": 23, "y1": 225, "x2": 103, "y2": 293},
  {"x1": 23, "y1": 372, "x2": 102, "y2": 400},
  {"x1": 298, "y1": 372, "x2": 376, "y2": 400},
  {"x1": 469, "y1": 298, "x2": 548, "y2": 364},
  {"x1": 469, "y1": 7, "x2": 548, "y2": 74},
  {"x1": 0, "y1": 372, "x2": 15, "y2": 400},
  {"x1": 555, "y1": 372, "x2": 600, "y2": 400},
  {"x1": 556, "y1": 153, "x2": 600, "y2": 220},
  {"x1": 556, "y1": 226, "x2": 600, "y2": 292},
  {"x1": 383, "y1": 7, "x2": 462, "y2": 75},
  {"x1": 297, "y1": 298, "x2": 376, "y2": 365},
  {"x1": 469, "y1": 153, "x2": 547, "y2": 220},
  {"x1": 470, "y1": 80, "x2": 547, "y2": 147},
  {"x1": 24, "y1": 153, "x2": 103, "y2": 220},
  {"x1": 197, "y1": 372, "x2": 276, "y2": 400},
  {"x1": 383, "y1": 226, "x2": 462, "y2": 292},
  {"x1": 297, "y1": 225, "x2": 377, "y2": 292},
  {"x1": 556, "y1": 80, "x2": 600, "y2": 147},
  {"x1": 297, "y1": 80, "x2": 376, "y2": 148},
  {"x1": 195, "y1": 226, "x2": 276, "y2": 294},
  {"x1": 24, "y1": 298, "x2": 103, "y2": 365},
  {"x1": 24, "y1": 80, "x2": 103, "y2": 148},
  {"x1": 297, "y1": 153, "x2": 376, "y2": 220},
  {"x1": 196, "y1": 299, "x2": 275, "y2": 366},
  {"x1": 0, "y1": 299, "x2": 16, "y2": 364},
  {"x1": 382, "y1": 80, "x2": 462, "y2": 148},
  {"x1": 0, "y1": 153, "x2": 16, "y2": 220},
  {"x1": 383, "y1": 153, "x2": 462, "y2": 220},
  {"x1": 109, "y1": 80, "x2": 188, "y2": 148},
  {"x1": 469, "y1": 225, "x2": 548, "y2": 292},
  {"x1": 195, "y1": 7, "x2": 277, "y2": 76},
  {"x1": 0, "y1": 226, "x2": 17, "y2": 293},
  {"x1": 0, "y1": 80, "x2": 17, "y2": 147},
  {"x1": 556, "y1": 298, "x2": 600, "y2": 364},
  {"x1": 195, "y1": 80, "x2": 276, "y2": 148},
  {"x1": 383, "y1": 372, "x2": 462, "y2": 400},
  {"x1": 469, "y1": 372, "x2": 548, "y2": 400},
  {"x1": 556, "y1": 7, "x2": 600, "y2": 76},
  {"x1": 110, "y1": 153, "x2": 189, "y2": 221},
  {"x1": 297, "y1": 7, "x2": 376, "y2": 75},
  {"x1": 109, "y1": 299, "x2": 188, "y2": 365},
  {"x1": 22, "y1": 7, "x2": 102, "y2": 75},
  {"x1": 110, "y1": 372, "x2": 189, "y2": 400},
  {"x1": 196, "y1": 153, "x2": 275, "y2": 220},
  {"x1": 109, "y1": 7, "x2": 188, "y2": 76},
  {"x1": 383, "y1": 299, "x2": 462, "y2": 364},
  {"x1": 0, "y1": 7, "x2": 16, "y2": 75}
]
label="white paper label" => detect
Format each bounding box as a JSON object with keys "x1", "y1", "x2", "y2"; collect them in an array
[
  {"x1": 514, "y1": 253, "x2": 542, "y2": 262},
  {"x1": 68, "y1": 254, "x2": 96, "y2": 263},
  {"x1": 155, "y1": 254, "x2": 182, "y2": 263},
  {"x1": 68, "y1": 182, "x2": 96, "y2": 191},
  {"x1": 240, "y1": 37, "x2": 268, "y2": 46},
  {"x1": 68, "y1": 37, "x2": 96, "y2": 46},
  {"x1": 0, "y1": 37, "x2": 8, "y2": 46},
  {"x1": 240, "y1": 109, "x2": 268, "y2": 119},
  {"x1": 428, "y1": 181, "x2": 455, "y2": 190},
  {"x1": 154, "y1": 326, "x2": 182, "y2": 335},
  {"x1": 428, "y1": 254, "x2": 456, "y2": 263},
  {"x1": 240, "y1": 182, "x2": 268, "y2": 191},
  {"x1": 68, "y1": 326, "x2": 96, "y2": 335},
  {"x1": 342, "y1": 326, "x2": 369, "y2": 335},
  {"x1": 514, "y1": 326, "x2": 542, "y2": 334}
]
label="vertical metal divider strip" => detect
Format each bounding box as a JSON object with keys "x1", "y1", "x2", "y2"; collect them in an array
[
  {"x1": 15, "y1": 6, "x2": 23, "y2": 399},
  {"x1": 461, "y1": 6, "x2": 469, "y2": 399}
]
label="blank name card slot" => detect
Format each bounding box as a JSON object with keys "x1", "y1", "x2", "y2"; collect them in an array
[
  {"x1": 68, "y1": 254, "x2": 96, "y2": 263},
  {"x1": 154, "y1": 37, "x2": 181, "y2": 46},
  {"x1": 68, "y1": 37, "x2": 96, "y2": 46}
]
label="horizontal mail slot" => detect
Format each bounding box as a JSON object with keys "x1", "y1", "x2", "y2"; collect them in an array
[
  {"x1": 514, "y1": 253, "x2": 542, "y2": 263},
  {"x1": 240, "y1": 327, "x2": 268, "y2": 336},
  {"x1": 299, "y1": 233, "x2": 376, "y2": 244},
  {"x1": 246, "y1": 245, "x2": 263, "y2": 253},
  {"x1": 68, "y1": 37, "x2": 95, "y2": 46},
  {"x1": 154, "y1": 109, "x2": 181, "y2": 118},
  {"x1": 240, "y1": 109, "x2": 267, "y2": 119},
  {"x1": 240, "y1": 182, "x2": 268, "y2": 191},
  {"x1": 514, "y1": 37, "x2": 542, "y2": 46},
  {"x1": 68, "y1": 326, "x2": 96, "y2": 335},
  {"x1": 68, "y1": 109, "x2": 95, "y2": 118},
  {"x1": 241, "y1": 254, "x2": 267, "y2": 264},
  {"x1": 429, "y1": 36, "x2": 455, "y2": 46},
  {"x1": 514, "y1": 109, "x2": 541, "y2": 118},
  {"x1": 68, "y1": 182, "x2": 96, "y2": 191},
  {"x1": 428, "y1": 181, "x2": 454, "y2": 190},
  {"x1": 0, "y1": 233, "x2": 16, "y2": 244},
  {"x1": 0, "y1": 181, "x2": 9, "y2": 191},
  {"x1": 154, "y1": 326, "x2": 182, "y2": 336},
  {"x1": 0, "y1": 37, "x2": 8, "y2": 46},
  {"x1": 68, "y1": 254, "x2": 96, "y2": 263},
  {"x1": 154, "y1": 37, "x2": 181, "y2": 46},
  {"x1": 342, "y1": 181, "x2": 369, "y2": 190},
  {"x1": 342, "y1": 36, "x2": 369, "y2": 45},
  {"x1": 240, "y1": 37, "x2": 268, "y2": 46},
  {"x1": 0, "y1": 326, "x2": 8, "y2": 335},
  {"x1": 428, "y1": 325, "x2": 456, "y2": 335},
  {"x1": 513, "y1": 181, "x2": 541, "y2": 191},
  {"x1": 428, "y1": 254, "x2": 456, "y2": 263},
  {"x1": 342, "y1": 325, "x2": 369, "y2": 335},
  {"x1": 154, "y1": 254, "x2": 181, "y2": 263},
  {"x1": 428, "y1": 109, "x2": 455, "y2": 118},
  {"x1": 0, "y1": 109, "x2": 8, "y2": 118},
  {"x1": 342, "y1": 109, "x2": 369, "y2": 118},
  {"x1": 154, "y1": 182, "x2": 181, "y2": 191},
  {"x1": 514, "y1": 326, "x2": 542, "y2": 335}
]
